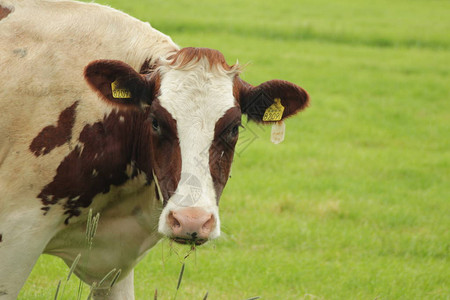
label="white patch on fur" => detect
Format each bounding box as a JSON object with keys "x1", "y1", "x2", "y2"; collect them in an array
[{"x1": 157, "y1": 57, "x2": 237, "y2": 239}]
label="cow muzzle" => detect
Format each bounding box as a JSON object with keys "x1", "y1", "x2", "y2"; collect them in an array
[{"x1": 167, "y1": 207, "x2": 216, "y2": 245}]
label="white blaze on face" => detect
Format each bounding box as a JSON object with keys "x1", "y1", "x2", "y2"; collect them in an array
[{"x1": 156, "y1": 57, "x2": 237, "y2": 239}]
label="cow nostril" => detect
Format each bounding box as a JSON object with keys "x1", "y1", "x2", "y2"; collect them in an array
[
  {"x1": 202, "y1": 214, "x2": 215, "y2": 232},
  {"x1": 168, "y1": 212, "x2": 181, "y2": 229}
]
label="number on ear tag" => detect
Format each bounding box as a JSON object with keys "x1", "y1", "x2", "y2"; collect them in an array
[
  {"x1": 262, "y1": 98, "x2": 284, "y2": 122},
  {"x1": 111, "y1": 80, "x2": 132, "y2": 99}
]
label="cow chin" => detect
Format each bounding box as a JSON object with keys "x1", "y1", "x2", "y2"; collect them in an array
[{"x1": 158, "y1": 201, "x2": 221, "y2": 246}]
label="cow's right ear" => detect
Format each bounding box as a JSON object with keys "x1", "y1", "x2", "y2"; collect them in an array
[{"x1": 84, "y1": 60, "x2": 158, "y2": 108}]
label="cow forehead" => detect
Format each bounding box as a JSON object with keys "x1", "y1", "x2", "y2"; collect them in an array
[{"x1": 157, "y1": 67, "x2": 236, "y2": 126}]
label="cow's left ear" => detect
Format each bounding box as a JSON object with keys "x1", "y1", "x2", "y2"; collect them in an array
[
  {"x1": 235, "y1": 77, "x2": 309, "y2": 123},
  {"x1": 84, "y1": 60, "x2": 158, "y2": 108}
]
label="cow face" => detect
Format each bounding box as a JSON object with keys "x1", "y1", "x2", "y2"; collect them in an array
[{"x1": 84, "y1": 47, "x2": 309, "y2": 245}]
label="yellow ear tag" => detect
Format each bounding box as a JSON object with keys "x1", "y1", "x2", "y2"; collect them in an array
[
  {"x1": 111, "y1": 80, "x2": 132, "y2": 99},
  {"x1": 262, "y1": 98, "x2": 284, "y2": 122},
  {"x1": 271, "y1": 121, "x2": 285, "y2": 144}
]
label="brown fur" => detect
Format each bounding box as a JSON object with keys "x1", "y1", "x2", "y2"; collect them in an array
[
  {"x1": 29, "y1": 101, "x2": 79, "y2": 156},
  {"x1": 149, "y1": 100, "x2": 181, "y2": 204},
  {"x1": 0, "y1": 5, "x2": 12, "y2": 21},
  {"x1": 139, "y1": 59, "x2": 157, "y2": 75},
  {"x1": 167, "y1": 47, "x2": 237, "y2": 71},
  {"x1": 209, "y1": 107, "x2": 241, "y2": 201}
]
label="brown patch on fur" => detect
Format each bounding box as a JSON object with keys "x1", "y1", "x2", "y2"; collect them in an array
[
  {"x1": 209, "y1": 107, "x2": 241, "y2": 202},
  {"x1": 0, "y1": 233, "x2": 2, "y2": 242},
  {"x1": 167, "y1": 47, "x2": 237, "y2": 72},
  {"x1": 38, "y1": 97, "x2": 182, "y2": 223},
  {"x1": 0, "y1": 5, "x2": 12, "y2": 21},
  {"x1": 149, "y1": 99, "x2": 181, "y2": 205},
  {"x1": 30, "y1": 101, "x2": 78, "y2": 156},
  {"x1": 38, "y1": 109, "x2": 156, "y2": 223}
]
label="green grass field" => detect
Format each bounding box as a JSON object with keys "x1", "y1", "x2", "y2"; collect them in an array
[{"x1": 19, "y1": 0, "x2": 449, "y2": 299}]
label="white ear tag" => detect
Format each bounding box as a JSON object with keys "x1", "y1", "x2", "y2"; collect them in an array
[{"x1": 271, "y1": 121, "x2": 285, "y2": 144}]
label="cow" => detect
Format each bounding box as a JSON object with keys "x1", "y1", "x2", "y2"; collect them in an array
[{"x1": 0, "y1": 0, "x2": 309, "y2": 299}]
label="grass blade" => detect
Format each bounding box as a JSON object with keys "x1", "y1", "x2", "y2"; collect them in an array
[
  {"x1": 176, "y1": 263, "x2": 185, "y2": 291},
  {"x1": 98, "y1": 268, "x2": 117, "y2": 287},
  {"x1": 67, "y1": 253, "x2": 81, "y2": 281},
  {"x1": 203, "y1": 291, "x2": 209, "y2": 300},
  {"x1": 86, "y1": 289, "x2": 92, "y2": 300},
  {"x1": 91, "y1": 213, "x2": 100, "y2": 241},
  {"x1": 85, "y1": 209, "x2": 100, "y2": 249},
  {"x1": 110, "y1": 269, "x2": 122, "y2": 288},
  {"x1": 245, "y1": 297, "x2": 261, "y2": 300},
  {"x1": 54, "y1": 280, "x2": 61, "y2": 300},
  {"x1": 59, "y1": 253, "x2": 81, "y2": 300},
  {"x1": 76, "y1": 279, "x2": 83, "y2": 300},
  {"x1": 85, "y1": 209, "x2": 93, "y2": 245},
  {"x1": 173, "y1": 263, "x2": 185, "y2": 300},
  {"x1": 154, "y1": 288, "x2": 158, "y2": 300},
  {"x1": 86, "y1": 282, "x2": 97, "y2": 300}
]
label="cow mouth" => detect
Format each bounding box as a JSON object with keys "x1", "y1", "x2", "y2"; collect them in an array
[{"x1": 171, "y1": 237, "x2": 208, "y2": 246}]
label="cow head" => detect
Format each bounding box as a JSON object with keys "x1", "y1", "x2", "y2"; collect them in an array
[{"x1": 84, "y1": 47, "x2": 309, "y2": 245}]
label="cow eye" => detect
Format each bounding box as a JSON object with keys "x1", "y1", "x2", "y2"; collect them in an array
[
  {"x1": 226, "y1": 123, "x2": 241, "y2": 141},
  {"x1": 230, "y1": 124, "x2": 239, "y2": 137},
  {"x1": 152, "y1": 118, "x2": 160, "y2": 133}
]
